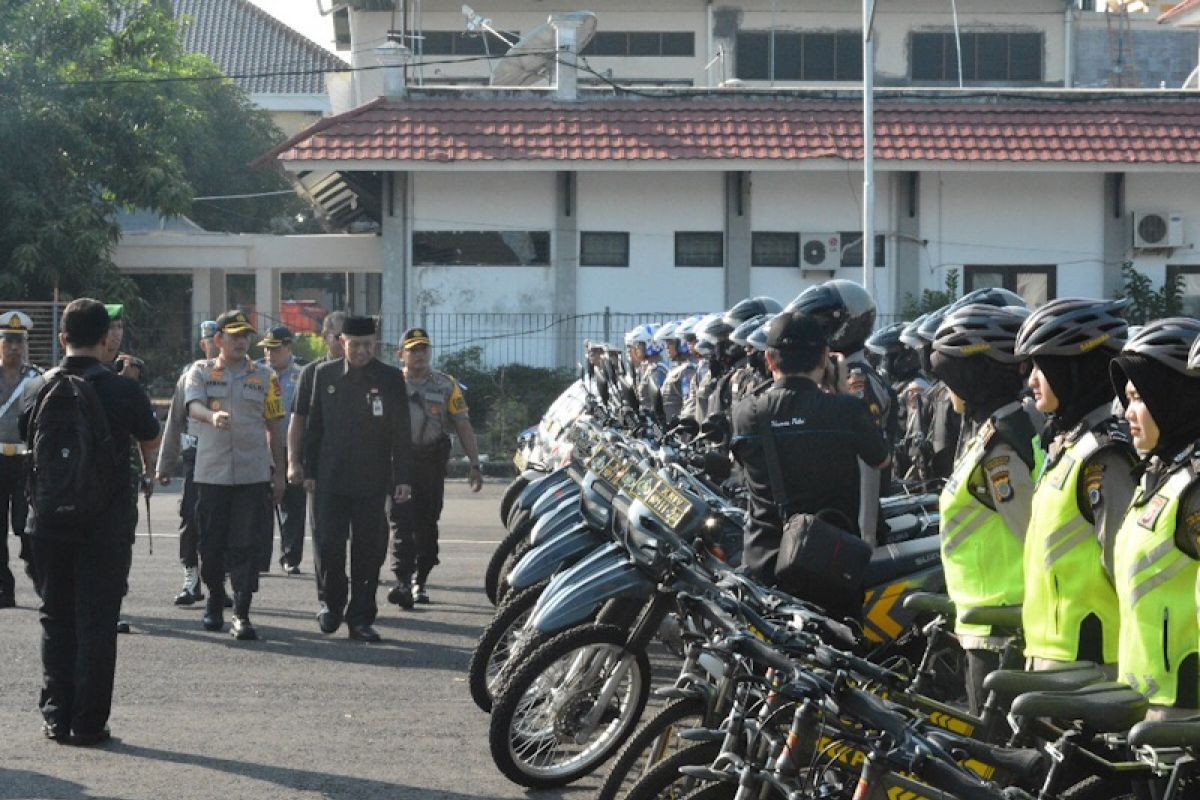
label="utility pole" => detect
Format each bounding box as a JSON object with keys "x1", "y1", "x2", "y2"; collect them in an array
[{"x1": 862, "y1": 0, "x2": 877, "y2": 298}]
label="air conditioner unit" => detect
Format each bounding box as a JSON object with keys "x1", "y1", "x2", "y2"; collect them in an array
[
  {"x1": 1132, "y1": 211, "x2": 1185, "y2": 249},
  {"x1": 800, "y1": 233, "x2": 841, "y2": 272}
]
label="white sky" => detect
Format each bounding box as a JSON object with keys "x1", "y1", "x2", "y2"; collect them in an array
[{"x1": 249, "y1": 0, "x2": 344, "y2": 58}]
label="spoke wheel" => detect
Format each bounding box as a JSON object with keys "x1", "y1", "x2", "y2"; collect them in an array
[
  {"x1": 489, "y1": 623, "x2": 651, "y2": 788},
  {"x1": 499, "y1": 474, "x2": 530, "y2": 526},
  {"x1": 484, "y1": 512, "x2": 532, "y2": 605},
  {"x1": 598, "y1": 697, "x2": 707, "y2": 800},
  {"x1": 467, "y1": 580, "x2": 547, "y2": 712}
]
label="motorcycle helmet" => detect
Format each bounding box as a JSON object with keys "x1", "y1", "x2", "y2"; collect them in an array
[
  {"x1": 723, "y1": 296, "x2": 782, "y2": 328},
  {"x1": 730, "y1": 313, "x2": 770, "y2": 348},
  {"x1": 932, "y1": 303, "x2": 1031, "y2": 364},
  {"x1": 867, "y1": 322, "x2": 920, "y2": 383},
  {"x1": 1014, "y1": 297, "x2": 1130, "y2": 358},
  {"x1": 626, "y1": 322, "x2": 663, "y2": 358},
  {"x1": 745, "y1": 313, "x2": 778, "y2": 353},
  {"x1": 899, "y1": 314, "x2": 929, "y2": 348},
  {"x1": 785, "y1": 279, "x2": 876, "y2": 353},
  {"x1": 655, "y1": 319, "x2": 690, "y2": 356}
]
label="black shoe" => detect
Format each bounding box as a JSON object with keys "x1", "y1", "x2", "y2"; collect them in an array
[
  {"x1": 173, "y1": 588, "x2": 201, "y2": 606},
  {"x1": 0, "y1": 594, "x2": 15, "y2": 609},
  {"x1": 230, "y1": 616, "x2": 257, "y2": 641},
  {"x1": 70, "y1": 727, "x2": 112, "y2": 747},
  {"x1": 348, "y1": 624, "x2": 381, "y2": 643},
  {"x1": 412, "y1": 583, "x2": 430, "y2": 605},
  {"x1": 282, "y1": 562, "x2": 300, "y2": 575},
  {"x1": 202, "y1": 602, "x2": 224, "y2": 632},
  {"x1": 317, "y1": 606, "x2": 342, "y2": 634},
  {"x1": 116, "y1": 620, "x2": 131, "y2": 634},
  {"x1": 42, "y1": 720, "x2": 69, "y2": 743},
  {"x1": 387, "y1": 584, "x2": 415, "y2": 610}
]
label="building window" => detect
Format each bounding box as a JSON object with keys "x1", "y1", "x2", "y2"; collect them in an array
[
  {"x1": 580, "y1": 231, "x2": 630, "y2": 267},
  {"x1": 910, "y1": 32, "x2": 1042, "y2": 83},
  {"x1": 419, "y1": 30, "x2": 516, "y2": 56},
  {"x1": 735, "y1": 31, "x2": 862, "y2": 81},
  {"x1": 752, "y1": 232, "x2": 799, "y2": 267},
  {"x1": 1167, "y1": 265, "x2": 1200, "y2": 318},
  {"x1": 839, "y1": 233, "x2": 887, "y2": 268},
  {"x1": 964, "y1": 265, "x2": 1056, "y2": 307},
  {"x1": 675, "y1": 232, "x2": 724, "y2": 267},
  {"x1": 582, "y1": 32, "x2": 696, "y2": 57},
  {"x1": 413, "y1": 231, "x2": 551, "y2": 266}
]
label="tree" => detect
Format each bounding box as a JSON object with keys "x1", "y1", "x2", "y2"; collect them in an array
[{"x1": 0, "y1": 0, "x2": 306, "y2": 302}]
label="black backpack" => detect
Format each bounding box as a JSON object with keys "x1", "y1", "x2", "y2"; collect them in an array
[{"x1": 26, "y1": 364, "x2": 118, "y2": 536}]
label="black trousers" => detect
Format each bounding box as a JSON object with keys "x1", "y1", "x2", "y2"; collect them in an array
[
  {"x1": 0, "y1": 453, "x2": 28, "y2": 598},
  {"x1": 177, "y1": 448, "x2": 199, "y2": 568},
  {"x1": 278, "y1": 480, "x2": 306, "y2": 567},
  {"x1": 31, "y1": 514, "x2": 131, "y2": 737},
  {"x1": 389, "y1": 454, "x2": 447, "y2": 583},
  {"x1": 315, "y1": 491, "x2": 387, "y2": 627},
  {"x1": 195, "y1": 483, "x2": 270, "y2": 600}
]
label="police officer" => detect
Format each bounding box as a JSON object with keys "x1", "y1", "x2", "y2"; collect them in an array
[
  {"x1": 304, "y1": 316, "x2": 412, "y2": 641},
  {"x1": 684, "y1": 314, "x2": 732, "y2": 424},
  {"x1": 929, "y1": 303, "x2": 1041, "y2": 714},
  {"x1": 656, "y1": 321, "x2": 696, "y2": 424},
  {"x1": 387, "y1": 327, "x2": 483, "y2": 608},
  {"x1": 901, "y1": 313, "x2": 959, "y2": 483},
  {"x1": 185, "y1": 310, "x2": 287, "y2": 641},
  {"x1": 1016, "y1": 298, "x2": 1138, "y2": 674},
  {"x1": 866, "y1": 322, "x2": 922, "y2": 482},
  {"x1": 731, "y1": 311, "x2": 890, "y2": 620},
  {"x1": 0, "y1": 310, "x2": 41, "y2": 606},
  {"x1": 626, "y1": 323, "x2": 667, "y2": 415},
  {"x1": 155, "y1": 320, "x2": 220, "y2": 606},
  {"x1": 257, "y1": 325, "x2": 306, "y2": 574},
  {"x1": 1110, "y1": 318, "x2": 1200, "y2": 719}
]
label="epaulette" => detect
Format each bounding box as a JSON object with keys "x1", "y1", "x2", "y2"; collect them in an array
[{"x1": 988, "y1": 407, "x2": 1039, "y2": 472}]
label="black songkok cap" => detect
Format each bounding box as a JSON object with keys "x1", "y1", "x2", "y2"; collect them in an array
[{"x1": 342, "y1": 316, "x2": 376, "y2": 336}]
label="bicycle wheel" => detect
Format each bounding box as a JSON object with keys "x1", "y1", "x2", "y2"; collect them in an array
[
  {"x1": 499, "y1": 474, "x2": 530, "y2": 526},
  {"x1": 1059, "y1": 775, "x2": 1139, "y2": 800},
  {"x1": 484, "y1": 512, "x2": 533, "y2": 605},
  {"x1": 598, "y1": 697, "x2": 707, "y2": 800},
  {"x1": 468, "y1": 580, "x2": 548, "y2": 712},
  {"x1": 489, "y1": 623, "x2": 651, "y2": 788},
  {"x1": 621, "y1": 741, "x2": 721, "y2": 800}
]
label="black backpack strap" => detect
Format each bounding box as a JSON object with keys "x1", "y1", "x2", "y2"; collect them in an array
[{"x1": 754, "y1": 392, "x2": 790, "y2": 517}]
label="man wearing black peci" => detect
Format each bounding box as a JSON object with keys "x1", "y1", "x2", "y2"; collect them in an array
[
  {"x1": 22, "y1": 299, "x2": 160, "y2": 745},
  {"x1": 303, "y1": 316, "x2": 412, "y2": 642}
]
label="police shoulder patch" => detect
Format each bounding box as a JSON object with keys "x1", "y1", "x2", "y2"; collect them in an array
[
  {"x1": 991, "y1": 472, "x2": 1014, "y2": 503},
  {"x1": 1137, "y1": 495, "x2": 1170, "y2": 531},
  {"x1": 1084, "y1": 462, "x2": 1106, "y2": 507}
]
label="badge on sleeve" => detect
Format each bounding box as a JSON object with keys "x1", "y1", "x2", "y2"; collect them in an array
[
  {"x1": 991, "y1": 472, "x2": 1014, "y2": 503},
  {"x1": 1084, "y1": 462, "x2": 1106, "y2": 508}
]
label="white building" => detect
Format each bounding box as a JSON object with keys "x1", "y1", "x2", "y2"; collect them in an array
[{"x1": 243, "y1": 1, "x2": 1200, "y2": 366}]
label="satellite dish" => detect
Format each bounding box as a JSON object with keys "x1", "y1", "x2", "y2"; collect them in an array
[{"x1": 489, "y1": 11, "x2": 598, "y2": 87}]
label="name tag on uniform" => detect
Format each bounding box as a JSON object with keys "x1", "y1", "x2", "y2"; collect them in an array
[{"x1": 372, "y1": 396, "x2": 383, "y2": 417}]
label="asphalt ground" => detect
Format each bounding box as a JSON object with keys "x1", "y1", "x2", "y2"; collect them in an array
[{"x1": 0, "y1": 481, "x2": 608, "y2": 800}]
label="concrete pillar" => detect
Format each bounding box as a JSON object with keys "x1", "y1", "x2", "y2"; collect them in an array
[
  {"x1": 724, "y1": 171, "x2": 751, "y2": 305},
  {"x1": 554, "y1": 171, "x2": 579, "y2": 369},
  {"x1": 255, "y1": 266, "x2": 280, "y2": 329},
  {"x1": 191, "y1": 267, "x2": 226, "y2": 321},
  {"x1": 381, "y1": 171, "x2": 410, "y2": 347},
  {"x1": 892, "y1": 171, "x2": 922, "y2": 319},
  {"x1": 1102, "y1": 173, "x2": 1128, "y2": 299}
]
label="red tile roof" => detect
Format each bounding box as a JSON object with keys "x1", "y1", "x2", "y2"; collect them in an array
[{"x1": 262, "y1": 94, "x2": 1200, "y2": 167}]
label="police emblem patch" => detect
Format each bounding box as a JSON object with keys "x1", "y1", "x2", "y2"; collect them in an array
[{"x1": 992, "y1": 473, "x2": 1014, "y2": 502}]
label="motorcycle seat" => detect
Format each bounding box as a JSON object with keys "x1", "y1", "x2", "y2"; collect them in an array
[
  {"x1": 983, "y1": 662, "x2": 1107, "y2": 701},
  {"x1": 958, "y1": 605, "x2": 1023, "y2": 634},
  {"x1": 863, "y1": 537, "x2": 942, "y2": 587},
  {"x1": 1128, "y1": 717, "x2": 1200, "y2": 749},
  {"x1": 1010, "y1": 683, "x2": 1149, "y2": 733},
  {"x1": 901, "y1": 592, "x2": 955, "y2": 618}
]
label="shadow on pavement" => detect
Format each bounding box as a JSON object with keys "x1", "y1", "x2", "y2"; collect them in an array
[{"x1": 0, "y1": 770, "x2": 121, "y2": 800}]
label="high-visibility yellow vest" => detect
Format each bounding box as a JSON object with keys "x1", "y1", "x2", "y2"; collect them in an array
[
  {"x1": 1114, "y1": 466, "x2": 1199, "y2": 706},
  {"x1": 1023, "y1": 431, "x2": 1122, "y2": 664},
  {"x1": 939, "y1": 418, "x2": 1038, "y2": 639}
]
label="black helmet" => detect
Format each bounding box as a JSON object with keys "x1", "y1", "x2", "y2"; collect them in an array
[
  {"x1": 865, "y1": 322, "x2": 906, "y2": 355},
  {"x1": 1014, "y1": 297, "x2": 1130, "y2": 358},
  {"x1": 932, "y1": 303, "x2": 1030, "y2": 363},
  {"x1": 785, "y1": 279, "x2": 876, "y2": 353},
  {"x1": 1118, "y1": 317, "x2": 1200, "y2": 376},
  {"x1": 730, "y1": 313, "x2": 770, "y2": 348},
  {"x1": 697, "y1": 313, "x2": 733, "y2": 344},
  {"x1": 723, "y1": 296, "x2": 782, "y2": 328},
  {"x1": 745, "y1": 313, "x2": 778, "y2": 353}
]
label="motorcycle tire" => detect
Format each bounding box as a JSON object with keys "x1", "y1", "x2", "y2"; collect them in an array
[
  {"x1": 485, "y1": 512, "x2": 533, "y2": 606},
  {"x1": 499, "y1": 474, "x2": 530, "y2": 526},
  {"x1": 620, "y1": 741, "x2": 721, "y2": 800},
  {"x1": 468, "y1": 579, "x2": 549, "y2": 713},
  {"x1": 597, "y1": 697, "x2": 707, "y2": 800},
  {"x1": 489, "y1": 623, "x2": 652, "y2": 789}
]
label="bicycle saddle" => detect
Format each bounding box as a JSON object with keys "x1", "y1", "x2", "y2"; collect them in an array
[
  {"x1": 958, "y1": 605, "x2": 1023, "y2": 634},
  {"x1": 1010, "y1": 682, "x2": 1149, "y2": 733},
  {"x1": 1128, "y1": 716, "x2": 1200, "y2": 749}
]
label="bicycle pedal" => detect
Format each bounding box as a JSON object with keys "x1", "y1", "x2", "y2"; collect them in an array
[{"x1": 677, "y1": 727, "x2": 724, "y2": 742}]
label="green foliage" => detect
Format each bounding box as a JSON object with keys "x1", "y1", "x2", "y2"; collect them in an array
[
  {"x1": 292, "y1": 332, "x2": 328, "y2": 364},
  {"x1": 1116, "y1": 263, "x2": 1183, "y2": 325},
  {"x1": 0, "y1": 0, "x2": 311, "y2": 301},
  {"x1": 437, "y1": 346, "x2": 575, "y2": 457},
  {"x1": 901, "y1": 268, "x2": 960, "y2": 319}
]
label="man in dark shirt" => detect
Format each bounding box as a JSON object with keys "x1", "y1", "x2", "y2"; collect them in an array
[
  {"x1": 22, "y1": 299, "x2": 160, "y2": 745},
  {"x1": 303, "y1": 316, "x2": 412, "y2": 642},
  {"x1": 731, "y1": 311, "x2": 889, "y2": 594}
]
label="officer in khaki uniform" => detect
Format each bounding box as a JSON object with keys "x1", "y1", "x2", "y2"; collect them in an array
[
  {"x1": 185, "y1": 310, "x2": 286, "y2": 641},
  {"x1": 387, "y1": 327, "x2": 483, "y2": 607},
  {"x1": 0, "y1": 310, "x2": 42, "y2": 606}
]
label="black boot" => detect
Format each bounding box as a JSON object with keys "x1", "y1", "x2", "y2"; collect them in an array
[
  {"x1": 387, "y1": 572, "x2": 414, "y2": 609},
  {"x1": 202, "y1": 592, "x2": 225, "y2": 631},
  {"x1": 230, "y1": 592, "x2": 257, "y2": 641}
]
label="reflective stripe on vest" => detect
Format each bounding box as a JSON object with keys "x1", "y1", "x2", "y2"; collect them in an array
[
  {"x1": 1114, "y1": 467, "x2": 1198, "y2": 706},
  {"x1": 939, "y1": 431, "x2": 1025, "y2": 639},
  {"x1": 1023, "y1": 432, "x2": 1120, "y2": 664}
]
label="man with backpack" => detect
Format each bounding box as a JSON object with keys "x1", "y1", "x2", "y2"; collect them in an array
[{"x1": 21, "y1": 299, "x2": 160, "y2": 746}]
